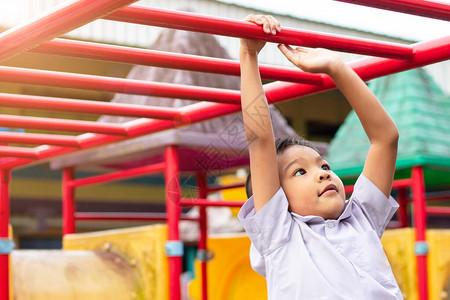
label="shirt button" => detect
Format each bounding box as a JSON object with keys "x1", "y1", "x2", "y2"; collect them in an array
[
  {"x1": 336, "y1": 246, "x2": 343, "y2": 254},
  {"x1": 326, "y1": 222, "x2": 335, "y2": 228}
]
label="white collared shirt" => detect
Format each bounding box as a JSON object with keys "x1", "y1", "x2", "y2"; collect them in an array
[{"x1": 238, "y1": 174, "x2": 402, "y2": 300}]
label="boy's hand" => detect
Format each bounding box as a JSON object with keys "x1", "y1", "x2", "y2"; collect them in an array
[
  {"x1": 278, "y1": 44, "x2": 343, "y2": 75},
  {"x1": 240, "y1": 15, "x2": 281, "y2": 55}
]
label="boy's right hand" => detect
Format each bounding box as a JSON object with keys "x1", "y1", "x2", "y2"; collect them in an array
[{"x1": 240, "y1": 15, "x2": 281, "y2": 56}]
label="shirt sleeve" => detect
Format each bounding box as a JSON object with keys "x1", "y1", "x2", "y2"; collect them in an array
[
  {"x1": 238, "y1": 187, "x2": 294, "y2": 256},
  {"x1": 351, "y1": 174, "x2": 399, "y2": 237}
]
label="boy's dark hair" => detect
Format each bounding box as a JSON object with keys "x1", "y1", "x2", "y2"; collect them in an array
[{"x1": 244, "y1": 137, "x2": 318, "y2": 198}]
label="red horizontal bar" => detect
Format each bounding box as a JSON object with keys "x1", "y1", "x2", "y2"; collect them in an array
[
  {"x1": 32, "y1": 38, "x2": 324, "y2": 85},
  {"x1": 207, "y1": 182, "x2": 245, "y2": 193},
  {"x1": 180, "y1": 198, "x2": 245, "y2": 208},
  {"x1": 0, "y1": 0, "x2": 138, "y2": 62},
  {"x1": 0, "y1": 66, "x2": 241, "y2": 105},
  {"x1": 69, "y1": 162, "x2": 165, "y2": 187},
  {"x1": 425, "y1": 206, "x2": 450, "y2": 216},
  {"x1": 2, "y1": 35, "x2": 449, "y2": 170},
  {"x1": 0, "y1": 132, "x2": 79, "y2": 147},
  {"x1": 392, "y1": 178, "x2": 413, "y2": 189},
  {"x1": 344, "y1": 178, "x2": 412, "y2": 194},
  {"x1": 426, "y1": 191, "x2": 450, "y2": 202},
  {"x1": 106, "y1": 5, "x2": 414, "y2": 60},
  {"x1": 75, "y1": 212, "x2": 199, "y2": 222},
  {"x1": 0, "y1": 146, "x2": 37, "y2": 159},
  {"x1": 333, "y1": 0, "x2": 450, "y2": 21},
  {"x1": 0, "y1": 93, "x2": 180, "y2": 120},
  {"x1": 0, "y1": 114, "x2": 127, "y2": 135}
]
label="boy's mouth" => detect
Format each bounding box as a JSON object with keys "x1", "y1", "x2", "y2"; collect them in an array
[{"x1": 319, "y1": 184, "x2": 338, "y2": 196}]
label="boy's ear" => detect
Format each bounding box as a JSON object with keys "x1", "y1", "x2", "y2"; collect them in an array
[{"x1": 245, "y1": 173, "x2": 253, "y2": 198}]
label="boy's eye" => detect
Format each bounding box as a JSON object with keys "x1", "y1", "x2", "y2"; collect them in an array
[
  {"x1": 294, "y1": 169, "x2": 306, "y2": 176},
  {"x1": 322, "y1": 164, "x2": 331, "y2": 170}
]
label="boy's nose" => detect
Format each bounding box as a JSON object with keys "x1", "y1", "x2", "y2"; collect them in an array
[{"x1": 318, "y1": 172, "x2": 331, "y2": 181}]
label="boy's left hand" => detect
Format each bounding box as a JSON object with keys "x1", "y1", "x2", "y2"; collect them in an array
[{"x1": 278, "y1": 44, "x2": 343, "y2": 75}]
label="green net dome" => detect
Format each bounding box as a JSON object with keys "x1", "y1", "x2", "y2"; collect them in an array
[{"x1": 327, "y1": 68, "x2": 450, "y2": 187}]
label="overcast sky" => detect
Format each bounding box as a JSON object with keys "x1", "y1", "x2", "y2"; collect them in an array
[{"x1": 219, "y1": 0, "x2": 450, "y2": 42}]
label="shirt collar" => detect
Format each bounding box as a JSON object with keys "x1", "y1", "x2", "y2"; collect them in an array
[{"x1": 291, "y1": 198, "x2": 353, "y2": 224}]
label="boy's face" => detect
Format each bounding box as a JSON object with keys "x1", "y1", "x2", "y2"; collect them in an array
[{"x1": 277, "y1": 145, "x2": 346, "y2": 220}]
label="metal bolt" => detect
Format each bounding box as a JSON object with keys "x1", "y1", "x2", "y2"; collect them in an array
[
  {"x1": 129, "y1": 258, "x2": 138, "y2": 267},
  {"x1": 103, "y1": 242, "x2": 112, "y2": 251}
]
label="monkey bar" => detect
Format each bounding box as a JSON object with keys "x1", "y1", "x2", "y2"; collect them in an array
[{"x1": 0, "y1": 0, "x2": 449, "y2": 300}]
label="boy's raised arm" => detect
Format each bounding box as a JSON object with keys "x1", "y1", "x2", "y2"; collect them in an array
[
  {"x1": 240, "y1": 15, "x2": 281, "y2": 213},
  {"x1": 279, "y1": 46, "x2": 399, "y2": 197}
]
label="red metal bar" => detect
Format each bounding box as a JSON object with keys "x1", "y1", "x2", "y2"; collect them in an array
[
  {"x1": 106, "y1": 5, "x2": 414, "y2": 60},
  {"x1": 411, "y1": 166, "x2": 428, "y2": 300},
  {"x1": 207, "y1": 182, "x2": 245, "y2": 194},
  {"x1": 180, "y1": 198, "x2": 245, "y2": 208},
  {"x1": 0, "y1": 169, "x2": 10, "y2": 300},
  {"x1": 62, "y1": 167, "x2": 76, "y2": 235},
  {"x1": 333, "y1": 0, "x2": 450, "y2": 21},
  {"x1": 0, "y1": 0, "x2": 138, "y2": 62},
  {"x1": 425, "y1": 206, "x2": 450, "y2": 216},
  {"x1": 392, "y1": 178, "x2": 413, "y2": 189},
  {"x1": 0, "y1": 114, "x2": 127, "y2": 135},
  {"x1": 0, "y1": 132, "x2": 80, "y2": 147},
  {"x1": 425, "y1": 191, "x2": 450, "y2": 202},
  {"x1": 344, "y1": 178, "x2": 412, "y2": 195},
  {"x1": 32, "y1": 38, "x2": 324, "y2": 85},
  {"x1": 0, "y1": 93, "x2": 180, "y2": 120},
  {"x1": 197, "y1": 173, "x2": 209, "y2": 300},
  {"x1": 69, "y1": 162, "x2": 165, "y2": 187},
  {"x1": 397, "y1": 188, "x2": 409, "y2": 227},
  {"x1": 397, "y1": 187, "x2": 409, "y2": 227},
  {"x1": 0, "y1": 146, "x2": 38, "y2": 159},
  {"x1": 2, "y1": 34, "x2": 449, "y2": 171},
  {"x1": 75, "y1": 212, "x2": 199, "y2": 222},
  {"x1": 0, "y1": 66, "x2": 241, "y2": 105},
  {"x1": 164, "y1": 146, "x2": 182, "y2": 300}
]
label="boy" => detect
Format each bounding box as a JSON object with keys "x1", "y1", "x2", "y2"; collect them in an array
[{"x1": 237, "y1": 15, "x2": 402, "y2": 299}]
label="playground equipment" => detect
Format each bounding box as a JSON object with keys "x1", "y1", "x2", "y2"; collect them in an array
[{"x1": 0, "y1": 0, "x2": 449, "y2": 300}]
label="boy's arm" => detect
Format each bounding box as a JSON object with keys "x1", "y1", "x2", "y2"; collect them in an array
[
  {"x1": 240, "y1": 15, "x2": 281, "y2": 213},
  {"x1": 279, "y1": 46, "x2": 398, "y2": 197}
]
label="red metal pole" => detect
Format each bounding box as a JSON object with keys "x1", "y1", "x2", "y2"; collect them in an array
[
  {"x1": 0, "y1": 169, "x2": 11, "y2": 300},
  {"x1": 0, "y1": 92, "x2": 180, "y2": 120},
  {"x1": 180, "y1": 199, "x2": 245, "y2": 208},
  {"x1": 75, "y1": 212, "x2": 199, "y2": 222},
  {"x1": 106, "y1": 5, "x2": 414, "y2": 60},
  {"x1": 397, "y1": 187, "x2": 409, "y2": 227},
  {"x1": 32, "y1": 38, "x2": 324, "y2": 85},
  {"x1": 0, "y1": 146, "x2": 38, "y2": 159},
  {"x1": 333, "y1": 0, "x2": 450, "y2": 21},
  {"x1": 197, "y1": 173, "x2": 209, "y2": 300},
  {"x1": 2, "y1": 35, "x2": 449, "y2": 171},
  {"x1": 0, "y1": 66, "x2": 241, "y2": 105},
  {"x1": 164, "y1": 146, "x2": 182, "y2": 300},
  {"x1": 0, "y1": 114, "x2": 128, "y2": 135},
  {"x1": 0, "y1": 132, "x2": 80, "y2": 147},
  {"x1": 411, "y1": 166, "x2": 428, "y2": 300},
  {"x1": 62, "y1": 167, "x2": 76, "y2": 235},
  {"x1": 0, "y1": 0, "x2": 138, "y2": 62},
  {"x1": 425, "y1": 206, "x2": 450, "y2": 216}
]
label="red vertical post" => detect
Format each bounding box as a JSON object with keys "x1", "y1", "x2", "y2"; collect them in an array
[
  {"x1": 0, "y1": 169, "x2": 11, "y2": 300},
  {"x1": 411, "y1": 166, "x2": 428, "y2": 300},
  {"x1": 62, "y1": 167, "x2": 76, "y2": 235},
  {"x1": 164, "y1": 146, "x2": 182, "y2": 300},
  {"x1": 197, "y1": 172, "x2": 208, "y2": 300},
  {"x1": 397, "y1": 187, "x2": 408, "y2": 227}
]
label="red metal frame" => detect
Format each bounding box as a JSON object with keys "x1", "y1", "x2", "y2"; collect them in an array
[{"x1": 0, "y1": 1, "x2": 448, "y2": 300}]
